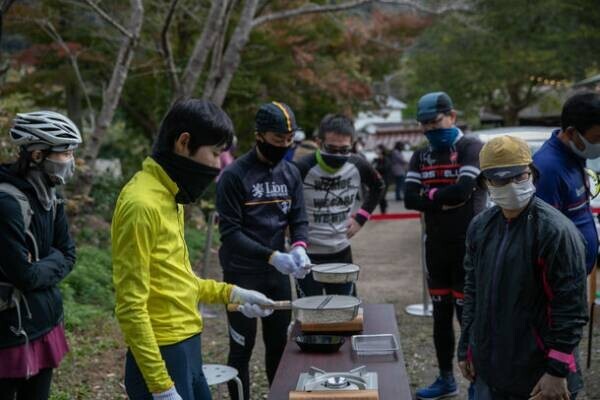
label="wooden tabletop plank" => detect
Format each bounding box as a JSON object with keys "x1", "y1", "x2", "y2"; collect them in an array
[{"x1": 267, "y1": 303, "x2": 412, "y2": 400}]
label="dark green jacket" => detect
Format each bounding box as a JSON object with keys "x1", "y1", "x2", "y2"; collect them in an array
[{"x1": 458, "y1": 197, "x2": 588, "y2": 397}]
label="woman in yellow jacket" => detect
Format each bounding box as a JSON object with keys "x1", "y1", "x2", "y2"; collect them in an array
[{"x1": 112, "y1": 99, "x2": 273, "y2": 400}]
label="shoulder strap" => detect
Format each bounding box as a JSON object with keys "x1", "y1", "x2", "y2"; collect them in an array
[{"x1": 0, "y1": 183, "x2": 39, "y2": 261}]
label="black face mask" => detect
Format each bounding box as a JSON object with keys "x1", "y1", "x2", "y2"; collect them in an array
[
  {"x1": 256, "y1": 139, "x2": 290, "y2": 165},
  {"x1": 320, "y1": 151, "x2": 350, "y2": 170},
  {"x1": 152, "y1": 150, "x2": 220, "y2": 204}
]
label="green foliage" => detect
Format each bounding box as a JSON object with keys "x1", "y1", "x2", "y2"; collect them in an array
[
  {"x1": 87, "y1": 174, "x2": 125, "y2": 222},
  {"x1": 60, "y1": 245, "x2": 114, "y2": 329},
  {"x1": 403, "y1": 0, "x2": 600, "y2": 124}
]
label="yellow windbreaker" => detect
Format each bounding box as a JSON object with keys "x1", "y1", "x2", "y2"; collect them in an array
[{"x1": 111, "y1": 157, "x2": 233, "y2": 393}]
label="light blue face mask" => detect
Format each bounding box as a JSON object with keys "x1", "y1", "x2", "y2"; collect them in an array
[{"x1": 569, "y1": 129, "x2": 600, "y2": 159}]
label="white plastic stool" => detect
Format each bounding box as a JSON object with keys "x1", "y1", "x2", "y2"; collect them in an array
[{"x1": 202, "y1": 364, "x2": 243, "y2": 400}]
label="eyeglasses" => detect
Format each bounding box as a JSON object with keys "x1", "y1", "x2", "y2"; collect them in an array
[
  {"x1": 486, "y1": 171, "x2": 532, "y2": 187},
  {"x1": 586, "y1": 168, "x2": 600, "y2": 199},
  {"x1": 322, "y1": 144, "x2": 352, "y2": 155}
]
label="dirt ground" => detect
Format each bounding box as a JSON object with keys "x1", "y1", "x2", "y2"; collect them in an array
[{"x1": 53, "y1": 198, "x2": 600, "y2": 399}]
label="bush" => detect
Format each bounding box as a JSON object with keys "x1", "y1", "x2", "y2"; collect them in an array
[
  {"x1": 61, "y1": 245, "x2": 114, "y2": 329},
  {"x1": 88, "y1": 174, "x2": 125, "y2": 222}
]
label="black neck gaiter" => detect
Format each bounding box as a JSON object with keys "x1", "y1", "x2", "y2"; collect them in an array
[{"x1": 152, "y1": 151, "x2": 220, "y2": 204}]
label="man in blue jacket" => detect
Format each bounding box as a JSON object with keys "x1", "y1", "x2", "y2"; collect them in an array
[
  {"x1": 533, "y1": 92, "x2": 600, "y2": 274},
  {"x1": 216, "y1": 101, "x2": 309, "y2": 400}
]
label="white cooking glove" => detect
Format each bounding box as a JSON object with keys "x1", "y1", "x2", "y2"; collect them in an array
[
  {"x1": 290, "y1": 246, "x2": 311, "y2": 279},
  {"x1": 269, "y1": 251, "x2": 298, "y2": 275},
  {"x1": 230, "y1": 286, "x2": 275, "y2": 318},
  {"x1": 153, "y1": 386, "x2": 182, "y2": 400}
]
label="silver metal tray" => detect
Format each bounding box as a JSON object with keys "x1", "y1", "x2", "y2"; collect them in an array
[{"x1": 351, "y1": 334, "x2": 399, "y2": 355}]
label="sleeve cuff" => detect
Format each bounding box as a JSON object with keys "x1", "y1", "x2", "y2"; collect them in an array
[
  {"x1": 427, "y1": 188, "x2": 439, "y2": 201},
  {"x1": 291, "y1": 241, "x2": 307, "y2": 249},
  {"x1": 546, "y1": 349, "x2": 577, "y2": 377},
  {"x1": 354, "y1": 209, "x2": 371, "y2": 226}
]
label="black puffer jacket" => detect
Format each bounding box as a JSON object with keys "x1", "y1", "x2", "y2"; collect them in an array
[
  {"x1": 0, "y1": 164, "x2": 76, "y2": 348},
  {"x1": 458, "y1": 197, "x2": 588, "y2": 397}
]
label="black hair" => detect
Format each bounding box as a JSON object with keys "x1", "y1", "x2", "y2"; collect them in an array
[
  {"x1": 394, "y1": 141, "x2": 404, "y2": 151},
  {"x1": 561, "y1": 92, "x2": 600, "y2": 135},
  {"x1": 318, "y1": 114, "x2": 355, "y2": 140},
  {"x1": 10, "y1": 147, "x2": 49, "y2": 178},
  {"x1": 153, "y1": 99, "x2": 235, "y2": 155}
]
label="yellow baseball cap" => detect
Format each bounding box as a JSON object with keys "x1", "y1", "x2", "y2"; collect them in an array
[{"x1": 479, "y1": 135, "x2": 532, "y2": 179}]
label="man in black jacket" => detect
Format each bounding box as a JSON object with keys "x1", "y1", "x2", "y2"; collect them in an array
[
  {"x1": 405, "y1": 92, "x2": 485, "y2": 399},
  {"x1": 216, "y1": 101, "x2": 309, "y2": 400},
  {"x1": 458, "y1": 135, "x2": 588, "y2": 399}
]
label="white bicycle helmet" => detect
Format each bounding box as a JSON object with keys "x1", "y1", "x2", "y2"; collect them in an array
[{"x1": 10, "y1": 111, "x2": 82, "y2": 151}]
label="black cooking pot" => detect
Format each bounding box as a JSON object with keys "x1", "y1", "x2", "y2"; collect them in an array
[{"x1": 293, "y1": 334, "x2": 345, "y2": 353}]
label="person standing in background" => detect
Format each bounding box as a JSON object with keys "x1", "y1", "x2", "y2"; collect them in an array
[
  {"x1": 373, "y1": 144, "x2": 391, "y2": 213},
  {"x1": 405, "y1": 92, "x2": 485, "y2": 399},
  {"x1": 391, "y1": 141, "x2": 408, "y2": 201},
  {"x1": 533, "y1": 92, "x2": 600, "y2": 275}
]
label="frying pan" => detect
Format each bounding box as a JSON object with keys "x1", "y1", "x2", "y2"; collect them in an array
[
  {"x1": 310, "y1": 263, "x2": 360, "y2": 284},
  {"x1": 293, "y1": 334, "x2": 345, "y2": 353},
  {"x1": 226, "y1": 294, "x2": 361, "y2": 324}
]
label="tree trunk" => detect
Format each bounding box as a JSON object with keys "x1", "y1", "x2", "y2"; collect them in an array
[
  {"x1": 174, "y1": 0, "x2": 229, "y2": 101},
  {"x1": 66, "y1": 81, "x2": 83, "y2": 131},
  {"x1": 202, "y1": 0, "x2": 237, "y2": 99},
  {"x1": 208, "y1": 0, "x2": 259, "y2": 106},
  {"x1": 78, "y1": 0, "x2": 144, "y2": 197}
]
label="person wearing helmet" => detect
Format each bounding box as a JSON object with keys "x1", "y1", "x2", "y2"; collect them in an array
[
  {"x1": 112, "y1": 99, "x2": 275, "y2": 400},
  {"x1": 404, "y1": 92, "x2": 486, "y2": 399},
  {"x1": 216, "y1": 101, "x2": 309, "y2": 400},
  {"x1": 458, "y1": 135, "x2": 588, "y2": 400},
  {"x1": 0, "y1": 111, "x2": 81, "y2": 399}
]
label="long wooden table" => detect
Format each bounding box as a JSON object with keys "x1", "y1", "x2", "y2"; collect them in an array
[{"x1": 268, "y1": 303, "x2": 412, "y2": 400}]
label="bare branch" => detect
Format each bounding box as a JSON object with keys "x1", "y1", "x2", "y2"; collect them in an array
[
  {"x1": 252, "y1": 0, "x2": 372, "y2": 27},
  {"x1": 160, "y1": 0, "x2": 180, "y2": 91},
  {"x1": 37, "y1": 19, "x2": 96, "y2": 132},
  {"x1": 81, "y1": 0, "x2": 144, "y2": 188},
  {"x1": 376, "y1": 0, "x2": 471, "y2": 15},
  {"x1": 1, "y1": 0, "x2": 16, "y2": 13},
  {"x1": 83, "y1": 0, "x2": 132, "y2": 38}
]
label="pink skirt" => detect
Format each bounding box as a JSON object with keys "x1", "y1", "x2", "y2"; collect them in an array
[{"x1": 0, "y1": 324, "x2": 69, "y2": 379}]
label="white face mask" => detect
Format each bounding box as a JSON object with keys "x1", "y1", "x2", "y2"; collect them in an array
[
  {"x1": 488, "y1": 177, "x2": 535, "y2": 210},
  {"x1": 569, "y1": 130, "x2": 600, "y2": 159}
]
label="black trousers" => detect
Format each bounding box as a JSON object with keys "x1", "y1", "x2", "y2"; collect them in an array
[
  {"x1": 425, "y1": 238, "x2": 466, "y2": 374},
  {"x1": 223, "y1": 269, "x2": 291, "y2": 400},
  {"x1": 0, "y1": 368, "x2": 53, "y2": 400}
]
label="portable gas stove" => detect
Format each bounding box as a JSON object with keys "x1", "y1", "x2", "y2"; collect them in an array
[{"x1": 289, "y1": 366, "x2": 379, "y2": 400}]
